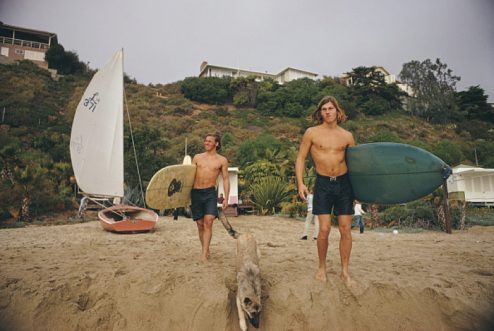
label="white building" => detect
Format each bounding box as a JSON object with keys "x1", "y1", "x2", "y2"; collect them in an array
[
  {"x1": 340, "y1": 66, "x2": 413, "y2": 96},
  {"x1": 199, "y1": 61, "x2": 317, "y2": 84},
  {"x1": 216, "y1": 167, "x2": 240, "y2": 216},
  {"x1": 0, "y1": 23, "x2": 58, "y2": 69},
  {"x1": 447, "y1": 164, "x2": 494, "y2": 205},
  {"x1": 217, "y1": 167, "x2": 239, "y2": 205}
]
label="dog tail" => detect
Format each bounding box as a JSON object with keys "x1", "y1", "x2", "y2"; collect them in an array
[{"x1": 218, "y1": 210, "x2": 240, "y2": 239}]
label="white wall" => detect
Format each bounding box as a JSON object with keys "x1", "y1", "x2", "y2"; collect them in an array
[
  {"x1": 24, "y1": 49, "x2": 45, "y2": 61},
  {"x1": 448, "y1": 171, "x2": 494, "y2": 202},
  {"x1": 216, "y1": 169, "x2": 239, "y2": 204}
]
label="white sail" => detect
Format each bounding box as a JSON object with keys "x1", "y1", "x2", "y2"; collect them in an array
[{"x1": 70, "y1": 49, "x2": 124, "y2": 197}]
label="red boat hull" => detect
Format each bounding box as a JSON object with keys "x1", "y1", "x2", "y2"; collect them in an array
[{"x1": 98, "y1": 205, "x2": 158, "y2": 233}]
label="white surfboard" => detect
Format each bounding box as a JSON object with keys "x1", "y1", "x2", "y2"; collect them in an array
[{"x1": 145, "y1": 164, "x2": 196, "y2": 210}]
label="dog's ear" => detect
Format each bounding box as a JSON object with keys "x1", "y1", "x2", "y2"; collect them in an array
[{"x1": 243, "y1": 297, "x2": 252, "y2": 306}]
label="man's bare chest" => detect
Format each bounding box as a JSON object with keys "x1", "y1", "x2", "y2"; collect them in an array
[{"x1": 311, "y1": 136, "x2": 348, "y2": 153}]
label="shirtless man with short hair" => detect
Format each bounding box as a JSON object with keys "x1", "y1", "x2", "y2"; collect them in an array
[
  {"x1": 192, "y1": 133, "x2": 230, "y2": 262},
  {"x1": 295, "y1": 96, "x2": 356, "y2": 284}
]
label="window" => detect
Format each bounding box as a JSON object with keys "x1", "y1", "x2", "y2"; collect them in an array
[{"x1": 15, "y1": 48, "x2": 24, "y2": 54}]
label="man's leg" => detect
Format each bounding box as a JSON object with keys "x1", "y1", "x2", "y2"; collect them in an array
[
  {"x1": 196, "y1": 218, "x2": 205, "y2": 248},
  {"x1": 313, "y1": 215, "x2": 320, "y2": 239},
  {"x1": 316, "y1": 214, "x2": 331, "y2": 281},
  {"x1": 201, "y1": 214, "x2": 215, "y2": 261},
  {"x1": 337, "y1": 215, "x2": 353, "y2": 283}
]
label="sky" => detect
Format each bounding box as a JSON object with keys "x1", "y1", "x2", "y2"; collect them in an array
[{"x1": 1, "y1": 0, "x2": 493, "y2": 101}]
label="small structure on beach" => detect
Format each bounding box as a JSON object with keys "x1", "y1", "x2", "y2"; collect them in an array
[
  {"x1": 217, "y1": 167, "x2": 241, "y2": 216},
  {"x1": 447, "y1": 164, "x2": 494, "y2": 207}
]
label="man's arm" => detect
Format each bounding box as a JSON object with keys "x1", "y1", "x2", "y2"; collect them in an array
[
  {"x1": 295, "y1": 129, "x2": 312, "y2": 201},
  {"x1": 221, "y1": 157, "x2": 230, "y2": 209},
  {"x1": 348, "y1": 132, "x2": 356, "y2": 147}
]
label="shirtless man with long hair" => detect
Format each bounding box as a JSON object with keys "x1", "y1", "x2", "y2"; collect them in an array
[
  {"x1": 295, "y1": 96, "x2": 356, "y2": 284},
  {"x1": 192, "y1": 133, "x2": 230, "y2": 262}
]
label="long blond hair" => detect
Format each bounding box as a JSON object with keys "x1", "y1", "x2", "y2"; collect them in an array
[{"x1": 311, "y1": 96, "x2": 347, "y2": 124}]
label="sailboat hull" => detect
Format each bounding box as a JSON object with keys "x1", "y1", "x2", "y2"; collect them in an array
[{"x1": 98, "y1": 205, "x2": 158, "y2": 233}]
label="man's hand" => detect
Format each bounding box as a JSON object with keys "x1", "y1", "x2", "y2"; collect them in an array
[
  {"x1": 298, "y1": 184, "x2": 309, "y2": 201},
  {"x1": 222, "y1": 198, "x2": 228, "y2": 210}
]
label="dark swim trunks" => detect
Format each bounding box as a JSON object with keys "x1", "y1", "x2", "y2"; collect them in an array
[
  {"x1": 313, "y1": 173, "x2": 354, "y2": 216},
  {"x1": 191, "y1": 187, "x2": 219, "y2": 221}
]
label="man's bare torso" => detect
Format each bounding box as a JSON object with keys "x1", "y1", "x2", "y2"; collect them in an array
[
  {"x1": 308, "y1": 125, "x2": 354, "y2": 177},
  {"x1": 193, "y1": 152, "x2": 225, "y2": 188}
]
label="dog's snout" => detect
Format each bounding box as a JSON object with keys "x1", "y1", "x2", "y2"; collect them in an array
[{"x1": 249, "y1": 312, "x2": 260, "y2": 328}]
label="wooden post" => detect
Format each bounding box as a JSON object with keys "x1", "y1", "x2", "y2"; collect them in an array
[{"x1": 442, "y1": 182, "x2": 452, "y2": 234}]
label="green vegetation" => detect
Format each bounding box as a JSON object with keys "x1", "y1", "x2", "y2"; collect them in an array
[
  {"x1": 1, "y1": 53, "x2": 493, "y2": 228},
  {"x1": 45, "y1": 44, "x2": 90, "y2": 76}
]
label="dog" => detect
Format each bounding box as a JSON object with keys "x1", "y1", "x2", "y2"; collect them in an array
[
  {"x1": 218, "y1": 211, "x2": 262, "y2": 330},
  {"x1": 236, "y1": 233, "x2": 262, "y2": 330}
]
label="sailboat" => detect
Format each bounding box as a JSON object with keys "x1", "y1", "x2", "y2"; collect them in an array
[{"x1": 70, "y1": 49, "x2": 158, "y2": 233}]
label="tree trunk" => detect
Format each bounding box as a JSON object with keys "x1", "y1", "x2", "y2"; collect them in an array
[
  {"x1": 1, "y1": 164, "x2": 15, "y2": 185},
  {"x1": 369, "y1": 204, "x2": 380, "y2": 228},
  {"x1": 442, "y1": 182, "x2": 452, "y2": 234},
  {"x1": 19, "y1": 192, "x2": 31, "y2": 222},
  {"x1": 459, "y1": 200, "x2": 466, "y2": 230},
  {"x1": 436, "y1": 204, "x2": 446, "y2": 231}
]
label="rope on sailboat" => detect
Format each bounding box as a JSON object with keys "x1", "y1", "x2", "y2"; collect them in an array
[{"x1": 124, "y1": 92, "x2": 147, "y2": 208}]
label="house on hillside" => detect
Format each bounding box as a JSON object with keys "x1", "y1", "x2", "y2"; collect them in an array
[
  {"x1": 199, "y1": 61, "x2": 317, "y2": 84},
  {"x1": 0, "y1": 22, "x2": 58, "y2": 69},
  {"x1": 340, "y1": 65, "x2": 413, "y2": 96},
  {"x1": 447, "y1": 164, "x2": 494, "y2": 207}
]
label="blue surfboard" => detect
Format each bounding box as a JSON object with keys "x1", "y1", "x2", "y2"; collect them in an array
[{"x1": 346, "y1": 143, "x2": 451, "y2": 204}]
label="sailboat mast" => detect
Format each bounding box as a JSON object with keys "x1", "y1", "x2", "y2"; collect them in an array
[{"x1": 123, "y1": 49, "x2": 147, "y2": 207}]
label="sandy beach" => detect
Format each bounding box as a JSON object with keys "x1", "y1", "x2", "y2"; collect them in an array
[{"x1": 0, "y1": 215, "x2": 493, "y2": 331}]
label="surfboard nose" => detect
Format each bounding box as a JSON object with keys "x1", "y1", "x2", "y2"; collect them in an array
[{"x1": 442, "y1": 165, "x2": 452, "y2": 180}]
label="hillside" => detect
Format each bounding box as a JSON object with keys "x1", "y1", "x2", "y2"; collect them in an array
[{"x1": 1, "y1": 61, "x2": 493, "y2": 220}]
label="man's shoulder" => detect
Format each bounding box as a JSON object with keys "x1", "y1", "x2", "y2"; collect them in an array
[
  {"x1": 217, "y1": 153, "x2": 228, "y2": 164},
  {"x1": 304, "y1": 126, "x2": 319, "y2": 136},
  {"x1": 338, "y1": 126, "x2": 353, "y2": 136},
  {"x1": 193, "y1": 152, "x2": 206, "y2": 159}
]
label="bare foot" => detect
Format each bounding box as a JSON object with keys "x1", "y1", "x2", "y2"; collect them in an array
[
  {"x1": 315, "y1": 268, "x2": 327, "y2": 282},
  {"x1": 199, "y1": 254, "x2": 209, "y2": 263},
  {"x1": 340, "y1": 272, "x2": 353, "y2": 287},
  {"x1": 341, "y1": 273, "x2": 363, "y2": 295}
]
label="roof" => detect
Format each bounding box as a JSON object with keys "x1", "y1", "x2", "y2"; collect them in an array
[
  {"x1": 199, "y1": 63, "x2": 276, "y2": 78},
  {"x1": 0, "y1": 22, "x2": 57, "y2": 39},
  {"x1": 277, "y1": 67, "x2": 318, "y2": 76},
  {"x1": 199, "y1": 63, "x2": 317, "y2": 78},
  {"x1": 452, "y1": 164, "x2": 494, "y2": 175}
]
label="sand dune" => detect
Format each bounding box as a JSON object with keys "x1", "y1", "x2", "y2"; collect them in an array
[{"x1": 0, "y1": 215, "x2": 493, "y2": 331}]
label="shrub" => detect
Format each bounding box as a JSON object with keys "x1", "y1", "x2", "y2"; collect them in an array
[
  {"x1": 250, "y1": 176, "x2": 291, "y2": 215},
  {"x1": 382, "y1": 200, "x2": 437, "y2": 228},
  {"x1": 280, "y1": 201, "x2": 306, "y2": 218},
  {"x1": 367, "y1": 129, "x2": 401, "y2": 143},
  {"x1": 433, "y1": 140, "x2": 464, "y2": 166},
  {"x1": 180, "y1": 77, "x2": 232, "y2": 104}
]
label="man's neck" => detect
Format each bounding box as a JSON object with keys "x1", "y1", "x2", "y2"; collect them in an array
[
  {"x1": 321, "y1": 121, "x2": 339, "y2": 129},
  {"x1": 205, "y1": 149, "x2": 217, "y2": 156}
]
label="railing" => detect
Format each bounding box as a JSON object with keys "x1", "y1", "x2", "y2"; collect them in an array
[{"x1": 0, "y1": 36, "x2": 50, "y2": 50}]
